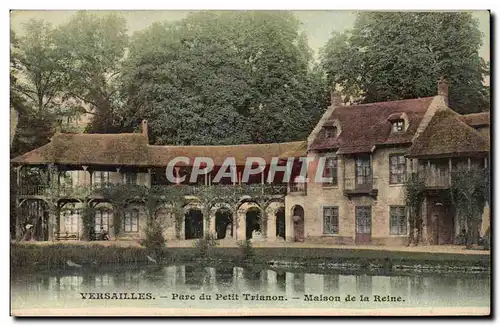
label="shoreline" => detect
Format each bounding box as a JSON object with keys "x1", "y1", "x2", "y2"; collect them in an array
[{"x1": 11, "y1": 242, "x2": 490, "y2": 272}]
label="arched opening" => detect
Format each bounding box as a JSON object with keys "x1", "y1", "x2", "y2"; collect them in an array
[
  {"x1": 19, "y1": 200, "x2": 49, "y2": 241},
  {"x1": 185, "y1": 208, "x2": 203, "y2": 240},
  {"x1": 276, "y1": 207, "x2": 286, "y2": 239},
  {"x1": 215, "y1": 208, "x2": 233, "y2": 240},
  {"x1": 292, "y1": 205, "x2": 305, "y2": 242},
  {"x1": 246, "y1": 207, "x2": 261, "y2": 240}
]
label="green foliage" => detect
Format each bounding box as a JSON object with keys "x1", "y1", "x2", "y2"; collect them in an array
[
  {"x1": 193, "y1": 234, "x2": 218, "y2": 259},
  {"x1": 237, "y1": 239, "x2": 255, "y2": 262},
  {"x1": 10, "y1": 243, "x2": 149, "y2": 268},
  {"x1": 10, "y1": 22, "x2": 61, "y2": 158},
  {"x1": 100, "y1": 184, "x2": 148, "y2": 235},
  {"x1": 140, "y1": 219, "x2": 167, "y2": 261},
  {"x1": 121, "y1": 11, "x2": 328, "y2": 145},
  {"x1": 450, "y1": 167, "x2": 489, "y2": 246},
  {"x1": 404, "y1": 173, "x2": 425, "y2": 245},
  {"x1": 52, "y1": 11, "x2": 129, "y2": 133},
  {"x1": 81, "y1": 203, "x2": 96, "y2": 241},
  {"x1": 320, "y1": 12, "x2": 489, "y2": 113}
]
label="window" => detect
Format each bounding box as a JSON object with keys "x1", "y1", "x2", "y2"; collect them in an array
[
  {"x1": 390, "y1": 154, "x2": 406, "y2": 184},
  {"x1": 64, "y1": 209, "x2": 80, "y2": 233},
  {"x1": 392, "y1": 119, "x2": 405, "y2": 132},
  {"x1": 323, "y1": 156, "x2": 338, "y2": 186},
  {"x1": 390, "y1": 206, "x2": 407, "y2": 235},
  {"x1": 94, "y1": 210, "x2": 110, "y2": 233},
  {"x1": 355, "y1": 156, "x2": 372, "y2": 186},
  {"x1": 322, "y1": 126, "x2": 337, "y2": 139},
  {"x1": 123, "y1": 209, "x2": 139, "y2": 233},
  {"x1": 93, "y1": 171, "x2": 110, "y2": 186},
  {"x1": 355, "y1": 206, "x2": 371, "y2": 234},
  {"x1": 323, "y1": 206, "x2": 339, "y2": 234},
  {"x1": 125, "y1": 172, "x2": 137, "y2": 185}
]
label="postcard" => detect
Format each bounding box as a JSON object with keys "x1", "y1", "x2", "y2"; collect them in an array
[{"x1": 10, "y1": 9, "x2": 491, "y2": 317}]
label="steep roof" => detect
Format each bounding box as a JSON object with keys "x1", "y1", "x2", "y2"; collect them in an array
[
  {"x1": 309, "y1": 97, "x2": 434, "y2": 153},
  {"x1": 11, "y1": 132, "x2": 305, "y2": 167},
  {"x1": 407, "y1": 109, "x2": 490, "y2": 158},
  {"x1": 11, "y1": 133, "x2": 151, "y2": 166},
  {"x1": 459, "y1": 112, "x2": 490, "y2": 127},
  {"x1": 149, "y1": 141, "x2": 305, "y2": 166}
]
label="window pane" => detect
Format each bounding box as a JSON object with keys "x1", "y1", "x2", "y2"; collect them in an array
[{"x1": 323, "y1": 206, "x2": 339, "y2": 234}]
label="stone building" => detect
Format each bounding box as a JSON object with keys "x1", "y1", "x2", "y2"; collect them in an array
[
  {"x1": 11, "y1": 80, "x2": 490, "y2": 245},
  {"x1": 286, "y1": 80, "x2": 490, "y2": 245}
]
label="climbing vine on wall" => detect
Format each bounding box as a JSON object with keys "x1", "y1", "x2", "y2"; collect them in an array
[
  {"x1": 101, "y1": 183, "x2": 148, "y2": 236},
  {"x1": 404, "y1": 172, "x2": 425, "y2": 245},
  {"x1": 81, "y1": 202, "x2": 96, "y2": 241},
  {"x1": 450, "y1": 167, "x2": 489, "y2": 247}
]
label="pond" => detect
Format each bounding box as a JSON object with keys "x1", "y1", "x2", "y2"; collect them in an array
[{"x1": 11, "y1": 263, "x2": 490, "y2": 312}]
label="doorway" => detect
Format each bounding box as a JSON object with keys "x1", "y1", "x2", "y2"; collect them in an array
[
  {"x1": 185, "y1": 209, "x2": 203, "y2": 240},
  {"x1": 355, "y1": 206, "x2": 372, "y2": 244},
  {"x1": 292, "y1": 205, "x2": 304, "y2": 242}
]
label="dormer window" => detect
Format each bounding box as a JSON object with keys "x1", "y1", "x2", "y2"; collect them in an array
[
  {"x1": 392, "y1": 119, "x2": 405, "y2": 133},
  {"x1": 322, "y1": 126, "x2": 338, "y2": 140}
]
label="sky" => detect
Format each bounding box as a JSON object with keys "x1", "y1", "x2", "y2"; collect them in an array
[{"x1": 10, "y1": 10, "x2": 490, "y2": 61}]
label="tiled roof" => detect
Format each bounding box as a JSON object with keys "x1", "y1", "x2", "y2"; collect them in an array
[
  {"x1": 11, "y1": 133, "x2": 151, "y2": 166},
  {"x1": 407, "y1": 109, "x2": 490, "y2": 158},
  {"x1": 11, "y1": 132, "x2": 305, "y2": 167},
  {"x1": 148, "y1": 141, "x2": 305, "y2": 166},
  {"x1": 459, "y1": 112, "x2": 490, "y2": 127},
  {"x1": 309, "y1": 97, "x2": 434, "y2": 153}
]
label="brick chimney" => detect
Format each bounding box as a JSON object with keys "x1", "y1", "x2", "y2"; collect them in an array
[
  {"x1": 141, "y1": 119, "x2": 148, "y2": 141},
  {"x1": 330, "y1": 89, "x2": 342, "y2": 107},
  {"x1": 437, "y1": 76, "x2": 449, "y2": 105}
]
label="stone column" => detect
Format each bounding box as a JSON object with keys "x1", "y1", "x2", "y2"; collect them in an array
[
  {"x1": 285, "y1": 208, "x2": 294, "y2": 242},
  {"x1": 421, "y1": 198, "x2": 429, "y2": 245},
  {"x1": 236, "y1": 209, "x2": 246, "y2": 241},
  {"x1": 47, "y1": 206, "x2": 57, "y2": 241},
  {"x1": 209, "y1": 213, "x2": 216, "y2": 238},
  {"x1": 266, "y1": 209, "x2": 277, "y2": 242},
  {"x1": 109, "y1": 210, "x2": 116, "y2": 240}
]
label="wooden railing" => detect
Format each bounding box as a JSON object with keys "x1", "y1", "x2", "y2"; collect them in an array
[
  {"x1": 344, "y1": 177, "x2": 378, "y2": 192},
  {"x1": 288, "y1": 182, "x2": 307, "y2": 195},
  {"x1": 17, "y1": 183, "x2": 287, "y2": 198},
  {"x1": 417, "y1": 171, "x2": 451, "y2": 188}
]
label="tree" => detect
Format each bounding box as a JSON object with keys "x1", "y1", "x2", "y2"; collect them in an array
[
  {"x1": 320, "y1": 12, "x2": 490, "y2": 113},
  {"x1": 121, "y1": 11, "x2": 328, "y2": 145},
  {"x1": 10, "y1": 21, "x2": 64, "y2": 157},
  {"x1": 52, "y1": 11, "x2": 129, "y2": 133}
]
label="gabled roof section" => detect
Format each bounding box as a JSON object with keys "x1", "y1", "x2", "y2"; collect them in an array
[
  {"x1": 309, "y1": 97, "x2": 434, "y2": 153},
  {"x1": 11, "y1": 132, "x2": 150, "y2": 166},
  {"x1": 460, "y1": 112, "x2": 490, "y2": 128},
  {"x1": 407, "y1": 109, "x2": 490, "y2": 158}
]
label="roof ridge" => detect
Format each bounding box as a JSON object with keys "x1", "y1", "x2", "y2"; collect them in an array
[
  {"x1": 148, "y1": 140, "x2": 305, "y2": 148},
  {"x1": 346, "y1": 96, "x2": 435, "y2": 108}
]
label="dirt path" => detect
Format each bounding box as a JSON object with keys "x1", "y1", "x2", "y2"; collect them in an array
[{"x1": 21, "y1": 239, "x2": 490, "y2": 255}]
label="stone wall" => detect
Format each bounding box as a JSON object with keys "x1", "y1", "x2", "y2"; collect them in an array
[{"x1": 285, "y1": 146, "x2": 410, "y2": 245}]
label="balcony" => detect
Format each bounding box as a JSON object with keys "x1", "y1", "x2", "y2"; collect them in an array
[
  {"x1": 177, "y1": 184, "x2": 287, "y2": 198},
  {"x1": 343, "y1": 177, "x2": 378, "y2": 199},
  {"x1": 417, "y1": 171, "x2": 451, "y2": 189},
  {"x1": 17, "y1": 182, "x2": 287, "y2": 199},
  {"x1": 17, "y1": 182, "x2": 123, "y2": 198},
  {"x1": 288, "y1": 182, "x2": 307, "y2": 196}
]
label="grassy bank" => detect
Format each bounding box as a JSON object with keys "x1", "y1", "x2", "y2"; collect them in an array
[{"x1": 11, "y1": 242, "x2": 490, "y2": 272}]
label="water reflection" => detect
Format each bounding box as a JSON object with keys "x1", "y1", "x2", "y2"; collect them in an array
[{"x1": 11, "y1": 264, "x2": 490, "y2": 309}]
